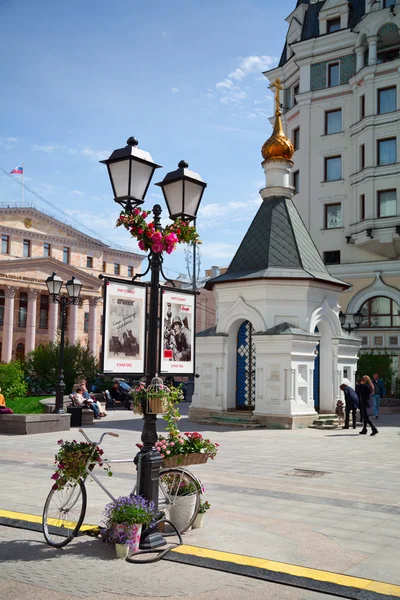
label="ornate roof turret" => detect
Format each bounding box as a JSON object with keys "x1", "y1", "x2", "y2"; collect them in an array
[{"x1": 261, "y1": 78, "x2": 294, "y2": 162}]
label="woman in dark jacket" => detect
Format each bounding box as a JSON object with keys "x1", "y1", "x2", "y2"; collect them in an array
[{"x1": 359, "y1": 375, "x2": 378, "y2": 436}]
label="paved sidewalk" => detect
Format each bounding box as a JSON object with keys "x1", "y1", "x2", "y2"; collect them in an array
[{"x1": 1, "y1": 405, "x2": 400, "y2": 598}]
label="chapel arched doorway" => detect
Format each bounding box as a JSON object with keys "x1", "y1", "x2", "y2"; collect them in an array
[{"x1": 236, "y1": 320, "x2": 256, "y2": 411}]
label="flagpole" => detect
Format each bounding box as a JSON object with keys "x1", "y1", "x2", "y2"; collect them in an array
[{"x1": 21, "y1": 162, "x2": 24, "y2": 205}]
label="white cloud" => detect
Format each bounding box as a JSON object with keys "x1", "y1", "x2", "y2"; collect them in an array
[
  {"x1": 199, "y1": 241, "x2": 238, "y2": 259},
  {"x1": 80, "y1": 146, "x2": 110, "y2": 161},
  {"x1": 170, "y1": 87, "x2": 180, "y2": 93},
  {"x1": 215, "y1": 55, "x2": 277, "y2": 106},
  {"x1": 198, "y1": 198, "x2": 261, "y2": 229},
  {"x1": 32, "y1": 144, "x2": 59, "y2": 153},
  {"x1": 70, "y1": 190, "x2": 84, "y2": 196},
  {"x1": 6, "y1": 137, "x2": 18, "y2": 143},
  {"x1": 245, "y1": 108, "x2": 270, "y2": 120}
]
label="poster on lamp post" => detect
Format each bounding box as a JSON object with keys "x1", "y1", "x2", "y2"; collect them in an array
[
  {"x1": 101, "y1": 279, "x2": 147, "y2": 375},
  {"x1": 160, "y1": 287, "x2": 196, "y2": 375}
]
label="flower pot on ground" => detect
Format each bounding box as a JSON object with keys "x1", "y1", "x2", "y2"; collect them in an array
[
  {"x1": 168, "y1": 495, "x2": 198, "y2": 532},
  {"x1": 192, "y1": 513, "x2": 204, "y2": 529},
  {"x1": 103, "y1": 494, "x2": 155, "y2": 554},
  {"x1": 192, "y1": 500, "x2": 211, "y2": 529},
  {"x1": 115, "y1": 542, "x2": 129, "y2": 559}
]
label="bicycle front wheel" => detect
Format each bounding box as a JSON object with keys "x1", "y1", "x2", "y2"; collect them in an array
[
  {"x1": 159, "y1": 468, "x2": 201, "y2": 534},
  {"x1": 43, "y1": 479, "x2": 87, "y2": 547}
]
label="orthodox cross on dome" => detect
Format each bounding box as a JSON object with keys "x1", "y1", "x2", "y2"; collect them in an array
[{"x1": 272, "y1": 78, "x2": 283, "y2": 114}]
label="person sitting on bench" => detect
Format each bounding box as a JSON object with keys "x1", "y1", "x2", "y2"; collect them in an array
[{"x1": 73, "y1": 387, "x2": 102, "y2": 419}]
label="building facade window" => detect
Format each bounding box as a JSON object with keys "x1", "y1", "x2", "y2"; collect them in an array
[
  {"x1": 378, "y1": 189, "x2": 397, "y2": 217},
  {"x1": 63, "y1": 247, "x2": 70, "y2": 264},
  {"x1": 0, "y1": 289, "x2": 4, "y2": 325},
  {"x1": 325, "y1": 156, "x2": 341, "y2": 181},
  {"x1": 360, "y1": 194, "x2": 365, "y2": 220},
  {"x1": 39, "y1": 294, "x2": 49, "y2": 329},
  {"x1": 23, "y1": 239, "x2": 31, "y2": 258},
  {"x1": 325, "y1": 203, "x2": 342, "y2": 229},
  {"x1": 378, "y1": 87, "x2": 396, "y2": 114},
  {"x1": 382, "y1": 0, "x2": 392, "y2": 8},
  {"x1": 84, "y1": 312, "x2": 89, "y2": 333},
  {"x1": 102, "y1": 261, "x2": 106, "y2": 272},
  {"x1": 360, "y1": 296, "x2": 400, "y2": 328},
  {"x1": 16, "y1": 342, "x2": 25, "y2": 360},
  {"x1": 293, "y1": 83, "x2": 299, "y2": 105},
  {"x1": 377, "y1": 138, "x2": 396, "y2": 165},
  {"x1": 325, "y1": 109, "x2": 342, "y2": 134},
  {"x1": 360, "y1": 144, "x2": 365, "y2": 170},
  {"x1": 327, "y1": 17, "x2": 341, "y2": 33},
  {"x1": 323, "y1": 250, "x2": 340, "y2": 265},
  {"x1": 1, "y1": 234, "x2": 9, "y2": 254},
  {"x1": 293, "y1": 170, "x2": 300, "y2": 194},
  {"x1": 18, "y1": 291, "x2": 28, "y2": 328},
  {"x1": 360, "y1": 95, "x2": 365, "y2": 120},
  {"x1": 293, "y1": 127, "x2": 300, "y2": 150},
  {"x1": 114, "y1": 263, "x2": 120, "y2": 275},
  {"x1": 328, "y1": 62, "x2": 339, "y2": 87},
  {"x1": 127, "y1": 266, "x2": 134, "y2": 278},
  {"x1": 43, "y1": 242, "x2": 51, "y2": 257},
  {"x1": 86, "y1": 256, "x2": 93, "y2": 268}
]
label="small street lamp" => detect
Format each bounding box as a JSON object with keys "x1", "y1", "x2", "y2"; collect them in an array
[
  {"x1": 46, "y1": 272, "x2": 82, "y2": 414},
  {"x1": 102, "y1": 138, "x2": 206, "y2": 550},
  {"x1": 339, "y1": 310, "x2": 363, "y2": 335}
]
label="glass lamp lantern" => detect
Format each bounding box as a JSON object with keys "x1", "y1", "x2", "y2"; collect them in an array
[
  {"x1": 46, "y1": 272, "x2": 63, "y2": 297},
  {"x1": 100, "y1": 137, "x2": 162, "y2": 208},
  {"x1": 66, "y1": 276, "x2": 82, "y2": 302},
  {"x1": 156, "y1": 160, "x2": 207, "y2": 221}
]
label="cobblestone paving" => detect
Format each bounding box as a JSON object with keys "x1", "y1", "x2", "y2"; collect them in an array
[{"x1": 1, "y1": 406, "x2": 399, "y2": 598}]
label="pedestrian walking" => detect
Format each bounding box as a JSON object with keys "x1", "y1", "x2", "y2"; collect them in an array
[
  {"x1": 339, "y1": 379, "x2": 358, "y2": 429},
  {"x1": 371, "y1": 372, "x2": 386, "y2": 420},
  {"x1": 355, "y1": 378, "x2": 363, "y2": 423},
  {"x1": 359, "y1": 375, "x2": 378, "y2": 436}
]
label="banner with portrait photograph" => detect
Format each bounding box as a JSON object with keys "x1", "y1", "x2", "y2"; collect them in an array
[
  {"x1": 160, "y1": 288, "x2": 195, "y2": 375},
  {"x1": 102, "y1": 280, "x2": 147, "y2": 375}
]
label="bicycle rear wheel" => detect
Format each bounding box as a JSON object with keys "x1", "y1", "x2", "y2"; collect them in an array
[
  {"x1": 159, "y1": 468, "x2": 201, "y2": 534},
  {"x1": 43, "y1": 479, "x2": 87, "y2": 547}
]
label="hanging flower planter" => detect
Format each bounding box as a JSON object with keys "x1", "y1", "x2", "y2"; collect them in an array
[
  {"x1": 161, "y1": 453, "x2": 210, "y2": 468},
  {"x1": 146, "y1": 375, "x2": 170, "y2": 415}
]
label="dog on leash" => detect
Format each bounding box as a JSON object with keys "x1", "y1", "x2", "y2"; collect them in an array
[{"x1": 335, "y1": 399, "x2": 345, "y2": 427}]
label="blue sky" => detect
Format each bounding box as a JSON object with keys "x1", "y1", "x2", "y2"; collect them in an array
[{"x1": 0, "y1": 0, "x2": 294, "y2": 280}]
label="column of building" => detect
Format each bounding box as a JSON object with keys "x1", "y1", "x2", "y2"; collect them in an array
[
  {"x1": 88, "y1": 297, "x2": 101, "y2": 355},
  {"x1": 1, "y1": 286, "x2": 17, "y2": 362},
  {"x1": 48, "y1": 297, "x2": 58, "y2": 342},
  {"x1": 68, "y1": 303, "x2": 79, "y2": 345},
  {"x1": 26, "y1": 289, "x2": 39, "y2": 354}
]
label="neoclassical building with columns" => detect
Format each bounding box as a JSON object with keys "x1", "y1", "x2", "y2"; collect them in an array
[{"x1": 0, "y1": 204, "x2": 143, "y2": 362}]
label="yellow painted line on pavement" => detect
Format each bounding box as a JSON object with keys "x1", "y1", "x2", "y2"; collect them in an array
[
  {"x1": 1, "y1": 510, "x2": 399, "y2": 597},
  {"x1": 172, "y1": 545, "x2": 400, "y2": 598},
  {"x1": 0, "y1": 509, "x2": 98, "y2": 532}
]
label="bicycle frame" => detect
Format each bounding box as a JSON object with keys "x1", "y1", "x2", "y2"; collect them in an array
[{"x1": 78, "y1": 428, "x2": 204, "y2": 504}]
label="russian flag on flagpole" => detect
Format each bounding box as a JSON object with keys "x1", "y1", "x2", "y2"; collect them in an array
[{"x1": 10, "y1": 165, "x2": 23, "y2": 175}]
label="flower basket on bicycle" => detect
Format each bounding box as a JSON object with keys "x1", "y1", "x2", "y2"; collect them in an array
[{"x1": 162, "y1": 452, "x2": 210, "y2": 468}]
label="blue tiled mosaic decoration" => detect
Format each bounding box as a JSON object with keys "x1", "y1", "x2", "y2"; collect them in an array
[{"x1": 236, "y1": 320, "x2": 256, "y2": 410}]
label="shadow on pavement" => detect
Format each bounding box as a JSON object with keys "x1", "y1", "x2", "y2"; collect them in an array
[{"x1": 0, "y1": 536, "x2": 116, "y2": 562}]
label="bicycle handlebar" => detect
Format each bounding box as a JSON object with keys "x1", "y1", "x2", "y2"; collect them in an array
[{"x1": 79, "y1": 428, "x2": 119, "y2": 445}]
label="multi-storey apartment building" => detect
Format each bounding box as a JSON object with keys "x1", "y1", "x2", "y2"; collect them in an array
[
  {"x1": 266, "y1": 0, "x2": 400, "y2": 372},
  {"x1": 0, "y1": 203, "x2": 143, "y2": 362}
]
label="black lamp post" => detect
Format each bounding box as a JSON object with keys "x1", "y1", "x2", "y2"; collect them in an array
[
  {"x1": 46, "y1": 273, "x2": 82, "y2": 414},
  {"x1": 339, "y1": 310, "x2": 364, "y2": 334},
  {"x1": 101, "y1": 138, "x2": 206, "y2": 550}
]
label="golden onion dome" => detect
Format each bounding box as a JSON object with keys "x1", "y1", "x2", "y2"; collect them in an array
[{"x1": 261, "y1": 78, "x2": 294, "y2": 162}]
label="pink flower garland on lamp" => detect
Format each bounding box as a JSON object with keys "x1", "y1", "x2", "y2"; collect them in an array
[{"x1": 116, "y1": 207, "x2": 200, "y2": 255}]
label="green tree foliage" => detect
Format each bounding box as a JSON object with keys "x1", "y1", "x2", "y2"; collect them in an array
[
  {"x1": 24, "y1": 342, "x2": 98, "y2": 395},
  {"x1": 0, "y1": 361, "x2": 28, "y2": 399},
  {"x1": 356, "y1": 350, "x2": 396, "y2": 394}
]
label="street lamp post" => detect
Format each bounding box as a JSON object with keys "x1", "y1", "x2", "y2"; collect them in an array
[
  {"x1": 339, "y1": 310, "x2": 363, "y2": 335},
  {"x1": 46, "y1": 273, "x2": 82, "y2": 414},
  {"x1": 101, "y1": 138, "x2": 206, "y2": 549}
]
